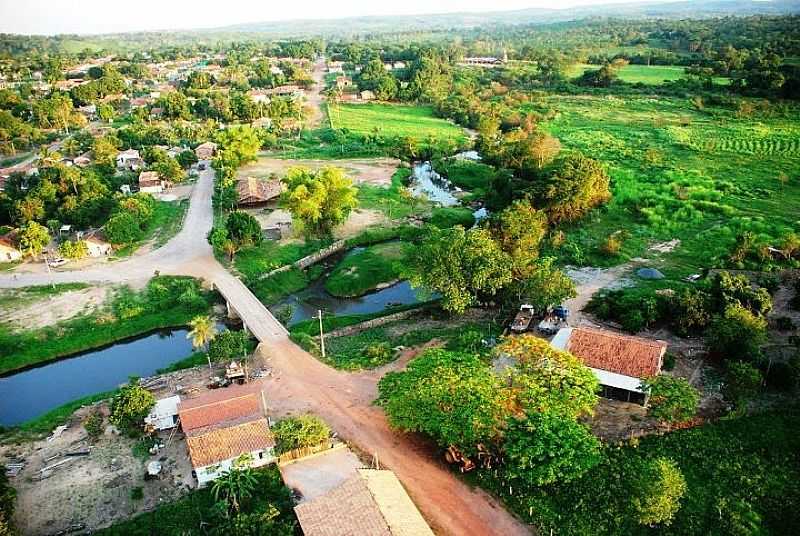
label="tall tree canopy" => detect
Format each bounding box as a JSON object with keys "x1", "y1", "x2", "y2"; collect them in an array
[{"x1": 280, "y1": 166, "x2": 358, "y2": 238}]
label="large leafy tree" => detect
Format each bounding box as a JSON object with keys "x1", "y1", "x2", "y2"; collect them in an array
[
  {"x1": 641, "y1": 375, "x2": 700, "y2": 424},
  {"x1": 632, "y1": 457, "x2": 687, "y2": 527},
  {"x1": 109, "y1": 380, "x2": 155, "y2": 435},
  {"x1": 503, "y1": 411, "x2": 601, "y2": 488},
  {"x1": 281, "y1": 166, "x2": 358, "y2": 238},
  {"x1": 706, "y1": 304, "x2": 768, "y2": 362},
  {"x1": 508, "y1": 257, "x2": 576, "y2": 312},
  {"x1": 536, "y1": 152, "x2": 611, "y2": 223},
  {"x1": 225, "y1": 211, "x2": 262, "y2": 247},
  {"x1": 208, "y1": 329, "x2": 250, "y2": 362},
  {"x1": 404, "y1": 226, "x2": 513, "y2": 314},
  {"x1": 496, "y1": 334, "x2": 599, "y2": 418},
  {"x1": 18, "y1": 220, "x2": 50, "y2": 257},
  {"x1": 491, "y1": 198, "x2": 547, "y2": 279},
  {"x1": 212, "y1": 468, "x2": 258, "y2": 514},
  {"x1": 104, "y1": 211, "x2": 143, "y2": 245},
  {"x1": 378, "y1": 349, "x2": 511, "y2": 454}
]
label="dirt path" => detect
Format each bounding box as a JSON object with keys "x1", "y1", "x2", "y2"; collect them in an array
[
  {"x1": 305, "y1": 57, "x2": 327, "y2": 128},
  {"x1": 238, "y1": 155, "x2": 400, "y2": 186},
  {"x1": 0, "y1": 285, "x2": 109, "y2": 330},
  {"x1": 563, "y1": 264, "x2": 635, "y2": 325},
  {"x1": 258, "y1": 342, "x2": 532, "y2": 536}
]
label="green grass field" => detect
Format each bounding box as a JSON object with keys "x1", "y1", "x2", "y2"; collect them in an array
[
  {"x1": 522, "y1": 95, "x2": 800, "y2": 277},
  {"x1": 565, "y1": 63, "x2": 729, "y2": 85},
  {"x1": 324, "y1": 241, "x2": 407, "y2": 297},
  {"x1": 328, "y1": 103, "x2": 467, "y2": 141}
]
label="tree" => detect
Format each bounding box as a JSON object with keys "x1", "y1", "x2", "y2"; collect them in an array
[
  {"x1": 207, "y1": 330, "x2": 250, "y2": 362},
  {"x1": 176, "y1": 149, "x2": 199, "y2": 169},
  {"x1": 97, "y1": 103, "x2": 115, "y2": 123},
  {"x1": 222, "y1": 239, "x2": 239, "y2": 262},
  {"x1": 710, "y1": 272, "x2": 772, "y2": 317},
  {"x1": 706, "y1": 305, "x2": 768, "y2": 362},
  {"x1": 104, "y1": 211, "x2": 143, "y2": 245},
  {"x1": 492, "y1": 125, "x2": 562, "y2": 175},
  {"x1": 537, "y1": 152, "x2": 611, "y2": 223},
  {"x1": 154, "y1": 157, "x2": 185, "y2": 183},
  {"x1": 58, "y1": 239, "x2": 88, "y2": 260},
  {"x1": 18, "y1": 221, "x2": 50, "y2": 258},
  {"x1": 378, "y1": 349, "x2": 511, "y2": 454},
  {"x1": 404, "y1": 226, "x2": 513, "y2": 314},
  {"x1": 508, "y1": 257, "x2": 576, "y2": 312},
  {"x1": 157, "y1": 91, "x2": 191, "y2": 120},
  {"x1": 641, "y1": 375, "x2": 699, "y2": 424},
  {"x1": 491, "y1": 198, "x2": 547, "y2": 279},
  {"x1": 281, "y1": 166, "x2": 358, "y2": 238},
  {"x1": 724, "y1": 360, "x2": 762, "y2": 410},
  {"x1": 496, "y1": 334, "x2": 599, "y2": 418},
  {"x1": 272, "y1": 415, "x2": 331, "y2": 454},
  {"x1": 225, "y1": 211, "x2": 262, "y2": 247},
  {"x1": 632, "y1": 457, "x2": 687, "y2": 526},
  {"x1": 503, "y1": 411, "x2": 601, "y2": 488},
  {"x1": 212, "y1": 468, "x2": 258, "y2": 514},
  {"x1": 109, "y1": 380, "x2": 155, "y2": 436},
  {"x1": 188, "y1": 315, "x2": 218, "y2": 368}
]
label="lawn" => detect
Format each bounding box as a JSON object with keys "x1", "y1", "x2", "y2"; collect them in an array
[
  {"x1": 324, "y1": 241, "x2": 407, "y2": 297},
  {"x1": 524, "y1": 95, "x2": 800, "y2": 278},
  {"x1": 565, "y1": 63, "x2": 729, "y2": 85},
  {"x1": 114, "y1": 200, "x2": 188, "y2": 257},
  {"x1": 234, "y1": 239, "x2": 330, "y2": 281},
  {"x1": 328, "y1": 102, "x2": 467, "y2": 141}
]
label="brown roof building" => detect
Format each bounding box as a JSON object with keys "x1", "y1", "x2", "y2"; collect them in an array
[
  {"x1": 294, "y1": 469, "x2": 434, "y2": 536},
  {"x1": 236, "y1": 176, "x2": 283, "y2": 206},
  {"x1": 551, "y1": 326, "x2": 667, "y2": 404},
  {"x1": 178, "y1": 383, "x2": 275, "y2": 486}
]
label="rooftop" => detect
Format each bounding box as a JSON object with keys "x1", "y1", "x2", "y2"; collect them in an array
[
  {"x1": 178, "y1": 383, "x2": 265, "y2": 435},
  {"x1": 186, "y1": 418, "x2": 275, "y2": 468}
]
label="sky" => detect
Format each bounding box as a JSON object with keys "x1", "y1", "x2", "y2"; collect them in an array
[{"x1": 0, "y1": 0, "x2": 636, "y2": 36}]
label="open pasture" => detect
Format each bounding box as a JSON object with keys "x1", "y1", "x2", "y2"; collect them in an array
[
  {"x1": 328, "y1": 102, "x2": 467, "y2": 141},
  {"x1": 566, "y1": 63, "x2": 728, "y2": 85},
  {"x1": 531, "y1": 95, "x2": 800, "y2": 275}
]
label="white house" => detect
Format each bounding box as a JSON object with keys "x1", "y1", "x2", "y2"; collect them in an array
[
  {"x1": 138, "y1": 171, "x2": 164, "y2": 194},
  {"x1": 550, "y1": 326, "x2": 667, "y2": 405},
  {"x1": 116, "y1": 149, "x2": 144, "y2": 171},
  {"x1": 144, "y1": 395, "x2": 181, "y2": 431}
]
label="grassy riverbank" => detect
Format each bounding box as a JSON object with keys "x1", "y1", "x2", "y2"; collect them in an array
[
  {"x1": 0, "y1": 276, "x2": 214, "y2": 375},
  {"x1": 324, "y1": 241, "x2": 407, "y2": 297}
]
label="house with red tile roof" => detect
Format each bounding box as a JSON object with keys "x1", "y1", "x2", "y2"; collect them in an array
[
  {"x1": 551, "y1": 326, "x2": 667, "y2": 405},
  {"x1": 178, "y1": 383, "x2": 275, "y2": 486}
]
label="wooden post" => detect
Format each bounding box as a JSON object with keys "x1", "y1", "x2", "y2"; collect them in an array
[{"x1": 318, "y1": 309, "x2": 326, "y2": 358}]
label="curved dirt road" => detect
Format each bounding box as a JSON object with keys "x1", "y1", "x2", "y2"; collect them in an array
[{"x1": 0, "y1": 168, "x2": 531, "y2": 535}]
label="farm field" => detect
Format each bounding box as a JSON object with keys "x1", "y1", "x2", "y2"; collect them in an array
[
  {"x1": 526, "y1": 95, "x2": 800, "y2": 277},
  {"x1": 565, "y1": 63, "x2": 729, "y2": 85},
  {"x1": 328, "y1": 102, "x2": 467, "y2": 141}
]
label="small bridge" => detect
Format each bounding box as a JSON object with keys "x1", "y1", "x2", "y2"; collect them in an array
[{"x1": 212, "y1": 272, "x2": 289, "y2": 344}]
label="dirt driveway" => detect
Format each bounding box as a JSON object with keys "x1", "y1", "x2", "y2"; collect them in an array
[
  {"x1": 237, "y1": 155, "x2": 401, "y2": 187},
  {"x1": 0, "y1": 285, "x2": 110, "y2": 330}
]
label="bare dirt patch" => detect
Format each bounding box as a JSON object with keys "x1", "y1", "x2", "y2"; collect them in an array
[
  {"x1": 237, "y1": 156, "x2": 401, "y2": 187},
  {"x1": 0, "y1": 286, "x2": 110, "y2": 330},
  {"x1": 244, "y1": 207, "x2": 389, "y2": 242}
]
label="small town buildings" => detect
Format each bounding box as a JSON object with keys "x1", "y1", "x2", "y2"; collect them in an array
[
  {"x1": 247, "y1": 89, "x2": 271, "y2": 105},
  {"x1": 73, "y1": 153, "x2": 92, "y2": 168},
  {"x1": 0, "y1": 233, "x2": 22, "y2": 263},
  {"x1": 327, "y1": 61, "x2": 345, "y2": 73},
  {"x1": 144, "y1": 395, "x2": 181, "y2": 431},
  {"x1": 264, "y1": 85, "x2": 304, "y2": 98},
  {"x1": 550, "y1": 326, "x2": 667, "y2": 405},
  {"x1": 294, "y1": 467, "x2": 435, "y2": 536},
  {"x1": 194, "y1": 141, "x2": 217, "y2": 161},
  {"x1": 78, "y1": 104, "x2": 98, "y2": 120},
  {"x1": 237, "y1": 176, "x2": 283, "y2": 206},
  {"x1": 360, "y1": 90, "x2": 376, "y2": 101},
  {"x1": 178, "y1": 384, "x2": 276, "y2": 487},
  {"x1": 84, "y1": 231, "x2": 113, "y2": 257},
  {"x1": 116, "y1": 149, "x2": 144, "y2": 171},
  {"x1": 138, "y1": 171, "x2": 164, "y2": 194},
  {"x1": 335, "y1": 75, "x2": 353, "y2": 90}
]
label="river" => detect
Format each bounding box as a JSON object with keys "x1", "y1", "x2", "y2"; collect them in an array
[{"x1": 0, "y1": 327, "x2": 198, "y2": 426}]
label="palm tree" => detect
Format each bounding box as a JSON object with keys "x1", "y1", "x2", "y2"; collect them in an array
[
  {"x1": 222, "y1": 239, "x2": 238, "y2": 262},
  {"x1": 187, "y1": 315, "x2": 217, "y2": 369},
  {"x1": 212, "y1": 468, "x2": 257, "y2": 514}
]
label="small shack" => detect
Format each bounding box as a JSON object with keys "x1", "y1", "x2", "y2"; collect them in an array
[
  {"x1": 237, "y1": 176, "x2": 283, "y2": 206},
  {"x1": 144, "y1": 395, "x2": 181, "y2": 431},
  {"x1": 551, "y1": 326, "x2": 666, "y2": 405}
]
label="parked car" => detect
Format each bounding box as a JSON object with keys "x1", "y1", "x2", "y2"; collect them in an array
[{"x1": 48, "y1": 257, "x2": 68, "y2": 267}]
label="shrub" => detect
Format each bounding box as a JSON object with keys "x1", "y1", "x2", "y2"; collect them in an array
[
  {"x1": 363, "y1": 343, "x2": 392, "y2": 364},
  {"x1": 724, "y1": 361, "x2": 762, "y2": 409},
  {"x1": 632, "y1": 457, "x2": 687, "y2": 526},
  {"x1": 706, "y1": 305, "x2": 768, "y2": 363},
  {"x1": 272, "y1": 415, "x2": 331, "y2": 454},
  {"x1": 641, "y1": 375, "x2": 699, "y2": 424},
  {"x1": 59, "y1": 239, "x2": 89, "y2": 260},
  {"x1": 600, "y1": 233, "x2": 623, "y2": 256},
  {"x1": 83, "y1": 410, "x2": 104, "y2": 440},
  {"x1": 130, "y1": 487, "x2": 144, "y2": 501},
  {"x1": 226, "y1": 211, "x2": 262, "y2": 247},
  {"x1": 208, "y1": 330, "x2": 250, "y2": 362},
  {"x1": 668, "y1": 288, "x2": 712, "y2": 336},
  {"x1": 109, "y1": 381, "x2": 155, "y2": 436}
]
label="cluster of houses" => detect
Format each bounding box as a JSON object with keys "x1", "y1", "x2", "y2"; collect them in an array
[{"x1": 144, "y1": 381, "x2": 433, "y2": 535}]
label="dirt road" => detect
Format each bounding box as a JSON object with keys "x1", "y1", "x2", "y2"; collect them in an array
[{"x1": 306, "y1": 57, "x2": 327, "y2": 128}]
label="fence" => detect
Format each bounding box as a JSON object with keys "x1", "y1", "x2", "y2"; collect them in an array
[{"x1": 277, "y1": 441, "x2": 346, "y2": 466}]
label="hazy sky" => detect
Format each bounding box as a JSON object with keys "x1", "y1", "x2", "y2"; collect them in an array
[{"x1": 0, "y1": 0, "x2": 632, "y2": 35}]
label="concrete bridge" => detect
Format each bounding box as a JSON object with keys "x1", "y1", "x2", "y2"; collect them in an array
[{"x1": 212, "y1": 271, "x2": 289, "y2": 343}]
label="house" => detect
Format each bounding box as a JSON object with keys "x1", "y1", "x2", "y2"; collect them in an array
[
  {"x1": 237, "y1": 176, "x2": 283, "y2": 206},
  {"x1": 194, "y1": 141, "x2": 217, "y2": 161},
  {"x1": 84, "y1": 230, "x2": 113, "y2": 257},
  {"x1": 327, "y1": 61, "x2": 345, "y2": 73},
  {"x1": 550, "y1": 326, "x2": 667, "y2": 405},
  {"x1": 294, "y1": 467, "x2": 434, "y2": 536},
  {"x1": 78, "y1": 104, "x2": 97, "y2": 120},
  {"x1": 360, "y1": 90, "x2": 376, "y2": 101},
  {"x1": 0, "y1": 233, "x2": 22, "y2": 263},
  {"x1": 144, "y1": 395, "x2": 181, "y2": 431},
  {"x1": 73, "y1": 152, "x2": 92, "y2": 168},
  {"x1": 247, "y1": 89, "x2": 271, "y2": 105},
  {"x1": 138, "y1": 171, "x2": 164, "y2": 194},
  {"x1": 335, "y1": 75, "x2": 353, "y2": 90},
  {"x1": 393, "y1": 61, "x2": 406, "y2": 70},
  {"x1": 116, "y1": 149, "x2": 144, "y2": 171},
  {"x1": 178, "y1": 384, "x2": 276, "y2": 487}
]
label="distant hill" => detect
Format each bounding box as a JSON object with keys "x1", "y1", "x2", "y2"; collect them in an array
[{"x1": 217, "y1": 0, "x2": 800, "y2": 38}]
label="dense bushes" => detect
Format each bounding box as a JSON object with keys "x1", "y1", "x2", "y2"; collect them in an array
[{"x1": 271, "y1": 415, "x2": 331, "y2": 454}]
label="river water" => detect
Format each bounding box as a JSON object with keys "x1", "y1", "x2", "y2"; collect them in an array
[{"x1": 0, "y1": 328, "x2": 198, "y2": 426}]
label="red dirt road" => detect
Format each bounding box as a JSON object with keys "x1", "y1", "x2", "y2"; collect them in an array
[{"x1": 258, "y1": 341, "x2": 532, "y2": 536}]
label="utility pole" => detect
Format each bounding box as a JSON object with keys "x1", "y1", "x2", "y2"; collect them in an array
[
  {"x1": 318, "y1": 309, "x2": 326, "y2": 358},
  {"x1": 44, "y1": 250, "x2": 55, "y2": 290}
]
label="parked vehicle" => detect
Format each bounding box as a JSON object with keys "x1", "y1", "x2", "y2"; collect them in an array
[{"x1": 48, "y1": 257, "x2": 67, "y2": 267}]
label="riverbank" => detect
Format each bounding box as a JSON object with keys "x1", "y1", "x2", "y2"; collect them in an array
[{"x1": 0, "y1": 276, "x2": 214, "y2": 375}]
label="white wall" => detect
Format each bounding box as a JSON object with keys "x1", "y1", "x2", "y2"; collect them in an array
[{"x1": 195, "y1": 448, "x2": 276, "y2": 487}]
